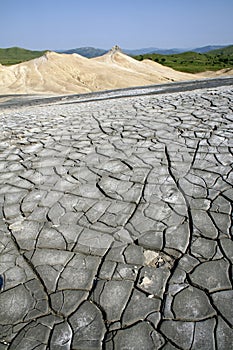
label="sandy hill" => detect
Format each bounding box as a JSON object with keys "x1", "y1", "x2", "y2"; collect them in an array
[
  {"x1": 196, "y1": 68, "x2": 233, "y2": 78},
  {"x1": 0, "y1": 46, "x2": 226, "y2": 95},
  {"x1": 93, "y1": 46, "x2": 195, "y2": 82}
]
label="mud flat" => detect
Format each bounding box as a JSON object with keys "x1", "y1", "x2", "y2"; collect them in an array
[{"x1": 0, "y1": 80, "x2": 233, "y2": 349}]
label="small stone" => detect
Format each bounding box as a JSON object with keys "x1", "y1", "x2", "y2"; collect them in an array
[
  {"x1": 9, "y1": 220, "x2": 24, "y2": 231},
  {"x1": 138, "y1": 266, "x2": 170, "y2": 298},
  {"x1": 144, "y1": 250, "x2": 159, "y2": 266}
]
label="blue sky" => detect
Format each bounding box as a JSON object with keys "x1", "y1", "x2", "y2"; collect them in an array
[{"x1": 1, "y1": 0, "x2": 232, "y2": 50}]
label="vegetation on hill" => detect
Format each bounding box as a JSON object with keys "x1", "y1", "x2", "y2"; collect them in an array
[
  {"x1": 133, "y1": 45, "x2": 233, "y2": 73},
  {"x1": 191, "y1": 45, "x2": 227, "y2": 54},
  {"x1": 61, "y1": 47, "x2": 107, "y2": 58},
  {"x1": 0, "y1": 47, "x2": 45, "y2": 65},
  {"x1": 207, "y1": 45, "x2": 233, "y2": 56}
]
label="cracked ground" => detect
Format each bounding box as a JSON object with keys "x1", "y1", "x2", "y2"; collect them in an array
[{"x1": 0, "y1": 84, "x2": 233, "y2": 349}]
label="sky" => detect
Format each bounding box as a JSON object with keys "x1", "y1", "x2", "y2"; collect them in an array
[{"x1": 1, "y1": 0, "x2": 233, "y2": 50}]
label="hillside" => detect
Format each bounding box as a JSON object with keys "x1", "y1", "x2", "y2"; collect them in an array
[
  {"x1": 0, "y1": 47, "x2": 45, "y2": 65},
  {"x1": 207, "y1": 45, "x2": 233, "y2": 56},
  {"x1": 58, "y1": 47, "x2": 183, "y2": 57},
  {"x1": 59, "y1": 45, "x2": 230, "y2": 57},
  {"x1": 133, "y1": 45, "x2": 233, "y2": 73},
  {"x1": 191, "y1": 45, "x2": 228, "y2": 54},
  {"x1": 61, "y1": 47, "x2": 107, "y2": 58}
]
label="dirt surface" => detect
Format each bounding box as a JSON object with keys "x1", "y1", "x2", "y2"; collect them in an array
[{"x1": 0, "y1": 81, "x2": 233, "y2": 349}]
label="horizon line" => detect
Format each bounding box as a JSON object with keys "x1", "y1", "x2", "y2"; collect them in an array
[{"x1": 1, "y1": 42, "x2": 233, "y2": 52}]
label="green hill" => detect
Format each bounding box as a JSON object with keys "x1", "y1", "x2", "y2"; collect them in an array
[
  {"x1": 207, "y1": 45, "x2": 233, "y2": 56},
  {"x1": 0, "y1": 47, "x2": 46, "y2": 65},
  {"x1": 134, "y1": 46, "x2": 233, "y2": 73}
]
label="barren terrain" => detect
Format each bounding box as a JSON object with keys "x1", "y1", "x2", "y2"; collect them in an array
[{"x1": 0, "y1": 81, "x2": 232, "y2": 349}]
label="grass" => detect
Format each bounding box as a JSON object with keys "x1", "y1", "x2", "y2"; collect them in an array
[
  {"x1": 133, "y1": 45, "x2": 233, "y2": 73},
  {"x1": 0, "y1": 47, "x2": 46, "y2": 65}
]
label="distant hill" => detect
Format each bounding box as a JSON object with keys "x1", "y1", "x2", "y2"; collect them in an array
[
  {"x1": 143, "y1": 45, "x2": 230, "y2": 55},
  {"x1": 58, "y1": 45, "x2": 231, "y2": 57},
  {"x1": 59, "y1": 47, "x2": 187, "y2": 57},
  {"x1": 207, "y1": 45, "x2": 233, "y2": 55},
  {"x1": 58, "y1": 47, "x2": 161, "y2": 58},
  {"x1": 124, "y1": 48, "x2": 186, "y2": 55},
  {"x1": 61, "y1": 47, "x2": 107, "y2": 58},
  {"x1": 191, "y1": 45, "x2": 228, "y2": 53},
  {"x1": 123, "y1": 48, "x2": 160, "y2": 56},
  {"x1": 0, "y1": 47, "x2": 45, "y2": 65}
]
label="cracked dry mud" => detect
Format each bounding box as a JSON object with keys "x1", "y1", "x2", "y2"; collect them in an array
[{"x1": 0, "y1": 85, "x2": 233, "y2": 349}]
